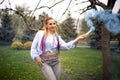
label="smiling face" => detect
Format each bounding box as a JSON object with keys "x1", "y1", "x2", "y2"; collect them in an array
[
  {"x1": 43, "y1": 17, "x2": 57, "y2": 35},
  {"x1": 46, "y1": 19, "x2": 56, "y2": 33}
]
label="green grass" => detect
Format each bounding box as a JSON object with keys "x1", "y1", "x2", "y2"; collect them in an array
[
  {"x1": 60, "y1": 48, "x2": 103, "y2": 80},
  {"x1": 0, "y1": 46, "x2": 45, "y2": 80},
  {"x1": 0, "y1": 46, "x2": 120, "y2": 80}
]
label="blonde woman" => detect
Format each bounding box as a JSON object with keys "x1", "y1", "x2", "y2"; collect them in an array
[{"x1": 31, "y1": 17, "x2": 87, "y2": 80}]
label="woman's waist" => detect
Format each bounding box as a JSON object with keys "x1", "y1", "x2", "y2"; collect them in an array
[{"x1": 41, "y1": 51, "x2": 59, "y2": 57}]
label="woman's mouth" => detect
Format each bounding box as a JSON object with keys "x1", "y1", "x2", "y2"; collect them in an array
[{"x1": 51, "y1": 27, "x2": 55, "y2": 29}]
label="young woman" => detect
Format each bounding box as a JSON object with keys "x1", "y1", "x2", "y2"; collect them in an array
[{"x1": 30, "y1": 17, "x2": 87, "y2": 80}]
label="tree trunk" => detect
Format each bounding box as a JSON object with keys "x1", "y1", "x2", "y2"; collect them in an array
[
  {"x1": 101, "y1": 25, "x2": 111, "y2": 80},
  {"x1": 101, "y1": 0, "x2": 116, "y2": 80}
]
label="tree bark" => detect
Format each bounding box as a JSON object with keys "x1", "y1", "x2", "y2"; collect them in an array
[
  {"x1": 101, "y1": 0, "x2": 116, "y2": 80},
  {"x1": 101, "y1": 25, "x2": 111, "y2": 80}
]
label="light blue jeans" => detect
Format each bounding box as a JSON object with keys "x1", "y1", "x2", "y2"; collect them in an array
[{"x1": 40, "y1": 54, "x2": 61, "y2": 80}]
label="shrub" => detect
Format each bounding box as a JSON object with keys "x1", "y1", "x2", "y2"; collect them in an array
[
  {"x1": 24, "y1": 41, "x2": 32, "y2": 50},
  {"x1": 11, "y1": 41, "x2": 24, "y2": 50}
]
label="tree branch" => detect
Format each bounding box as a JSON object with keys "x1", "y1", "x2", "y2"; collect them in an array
[
  {"x1": 96, "y1": 0, "x2": 107, "y2": 9},
  {"x1": 59, "y1": 0, "x2": 72, "y2": 19},
  {"x1": 31, "y1": 0, "x2": 42, "y2": 16},
  {"x1": 36, "y1": 0, "x2": 64, "y2": 10},
  {"x1": 0, "y1": 0, "x2": 5, "y2": 4}
]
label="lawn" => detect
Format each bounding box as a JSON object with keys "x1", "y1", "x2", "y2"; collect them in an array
[{"x1": 0, "y1": 46, "x2": 119, "y2": 80}]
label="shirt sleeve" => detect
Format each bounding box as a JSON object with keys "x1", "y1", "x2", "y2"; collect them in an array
[
  {"x1": 58, "y1": 36, "x2": 75, "y2": 50},
  {"x1": 30, "y1": 31, "x2": 43, "y2": 61}
]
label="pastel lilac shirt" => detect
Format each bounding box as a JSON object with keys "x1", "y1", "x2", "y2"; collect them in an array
[{"x1": 30, "y1": 30, "x2": 75, "y2": 61}]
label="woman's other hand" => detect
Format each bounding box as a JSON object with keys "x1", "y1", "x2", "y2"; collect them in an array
[{"x1": 36, "y1": 57, "x2": 44, "y2": 67}]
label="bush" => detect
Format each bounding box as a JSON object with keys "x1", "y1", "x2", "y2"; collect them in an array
[
  {"x1": 11, "y1": 41, "x2": 24, "y2": 50},
  {"x1": 24, "y1": 41, "x2": 32, "y2": 50}
]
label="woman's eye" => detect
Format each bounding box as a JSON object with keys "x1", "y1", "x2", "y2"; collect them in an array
[
  {"x1": 49, "y1": 23, "x2": 56, "y2": 25},
  {"x1": 49, "y1": 23, "x2": 52, "y2": 25}
]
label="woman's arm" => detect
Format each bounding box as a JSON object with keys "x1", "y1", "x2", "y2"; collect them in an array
[
  {"x1": 58, "y1": 34, "x2": 87, "y2": 50},
  {"x1": 30, "y1": 30, "x2": 44, "y2": 61},
  {"x1": 72, "y1": 34, "x2": 87, "y2": 44}
]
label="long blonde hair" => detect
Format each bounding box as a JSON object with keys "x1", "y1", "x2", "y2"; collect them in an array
[{"x1": 43, "y1": 17, "x2": 57, "y2": 35}]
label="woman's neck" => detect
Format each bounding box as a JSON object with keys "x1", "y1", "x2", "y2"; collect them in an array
[{"x1": 47, "y1": 31, "x2": 55, "y2": 36}]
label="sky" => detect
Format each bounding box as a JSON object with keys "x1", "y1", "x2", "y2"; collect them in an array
[{"x1": 0, "y1": 0, "x2": 120, "y2": 22}]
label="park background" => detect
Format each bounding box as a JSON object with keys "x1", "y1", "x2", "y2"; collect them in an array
[{"x1": 0, "y1": 0, "x2": 120, "y2": 80}]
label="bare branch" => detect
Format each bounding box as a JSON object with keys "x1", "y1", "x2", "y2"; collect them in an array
[
  {"x1": 31, "y1": 0, "x2": 42, "y2": 16},
  {"x1": 80, "y1": 0, "x2": 89, "y2": 4},
  {"x1": 80, "y1": 5, "x2": 92, "y2": 14},
  {"x1": 36, "y1": 0, "x2": 64, "y2": 10},
  {"x1": 77, "y1": 0, "x2": 107, "y2": 15},
  {"x1": 96, "y1": 0, "x2": 107, "y2": 9},
  {"x1": 59, "y1": 0, "x2": 72, "y2": 19},
  {"x1": 44, "y1": 0, "x2": 56, "y2": 6},
  {"x1": 71, "y1": 4, "x2": 92, "y2": 15},
  {"x1": 0, "y1": 0, "x2": 5, "y2": 4},
  {"x1": 70, "y1": 0, "x2": 89, "y2": 9},
  {"x1": 69, "y1": 0, "x2": 90, "y2": 14}
]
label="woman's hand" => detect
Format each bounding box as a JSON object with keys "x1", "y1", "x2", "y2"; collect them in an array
[
  {"x1": 79, "y1": 34, "x2": 87, "y2": 40},
  {"x1": 73, "y1": 34, "x2": 88, "y2": 43},
  {"x1": 36, "y1": 57, "x2": 44, "y2": 67}
]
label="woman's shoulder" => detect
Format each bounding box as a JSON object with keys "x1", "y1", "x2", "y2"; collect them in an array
[
  {"x1": 37, "y1": 30, "x2": 44, "y2": 33},
  {"x1": 36, "y1": 30, "x2": 44, "y2": 35}
]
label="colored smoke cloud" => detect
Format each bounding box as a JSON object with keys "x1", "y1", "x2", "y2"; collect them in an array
[
  {"x1": 85, "y1": 9, "x2": 96, "y2": 32},
  {"x1": 85, "y1": 9, "x2": 120, "y2": 35}
]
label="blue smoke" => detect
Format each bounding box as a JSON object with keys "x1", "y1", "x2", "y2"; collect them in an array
[
  {"x1": 85, "y1": 9, "x2": 120, "y2": 35},
  {"x1": 85, "y1": 9, "x2": 96, "y2": 32}
]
